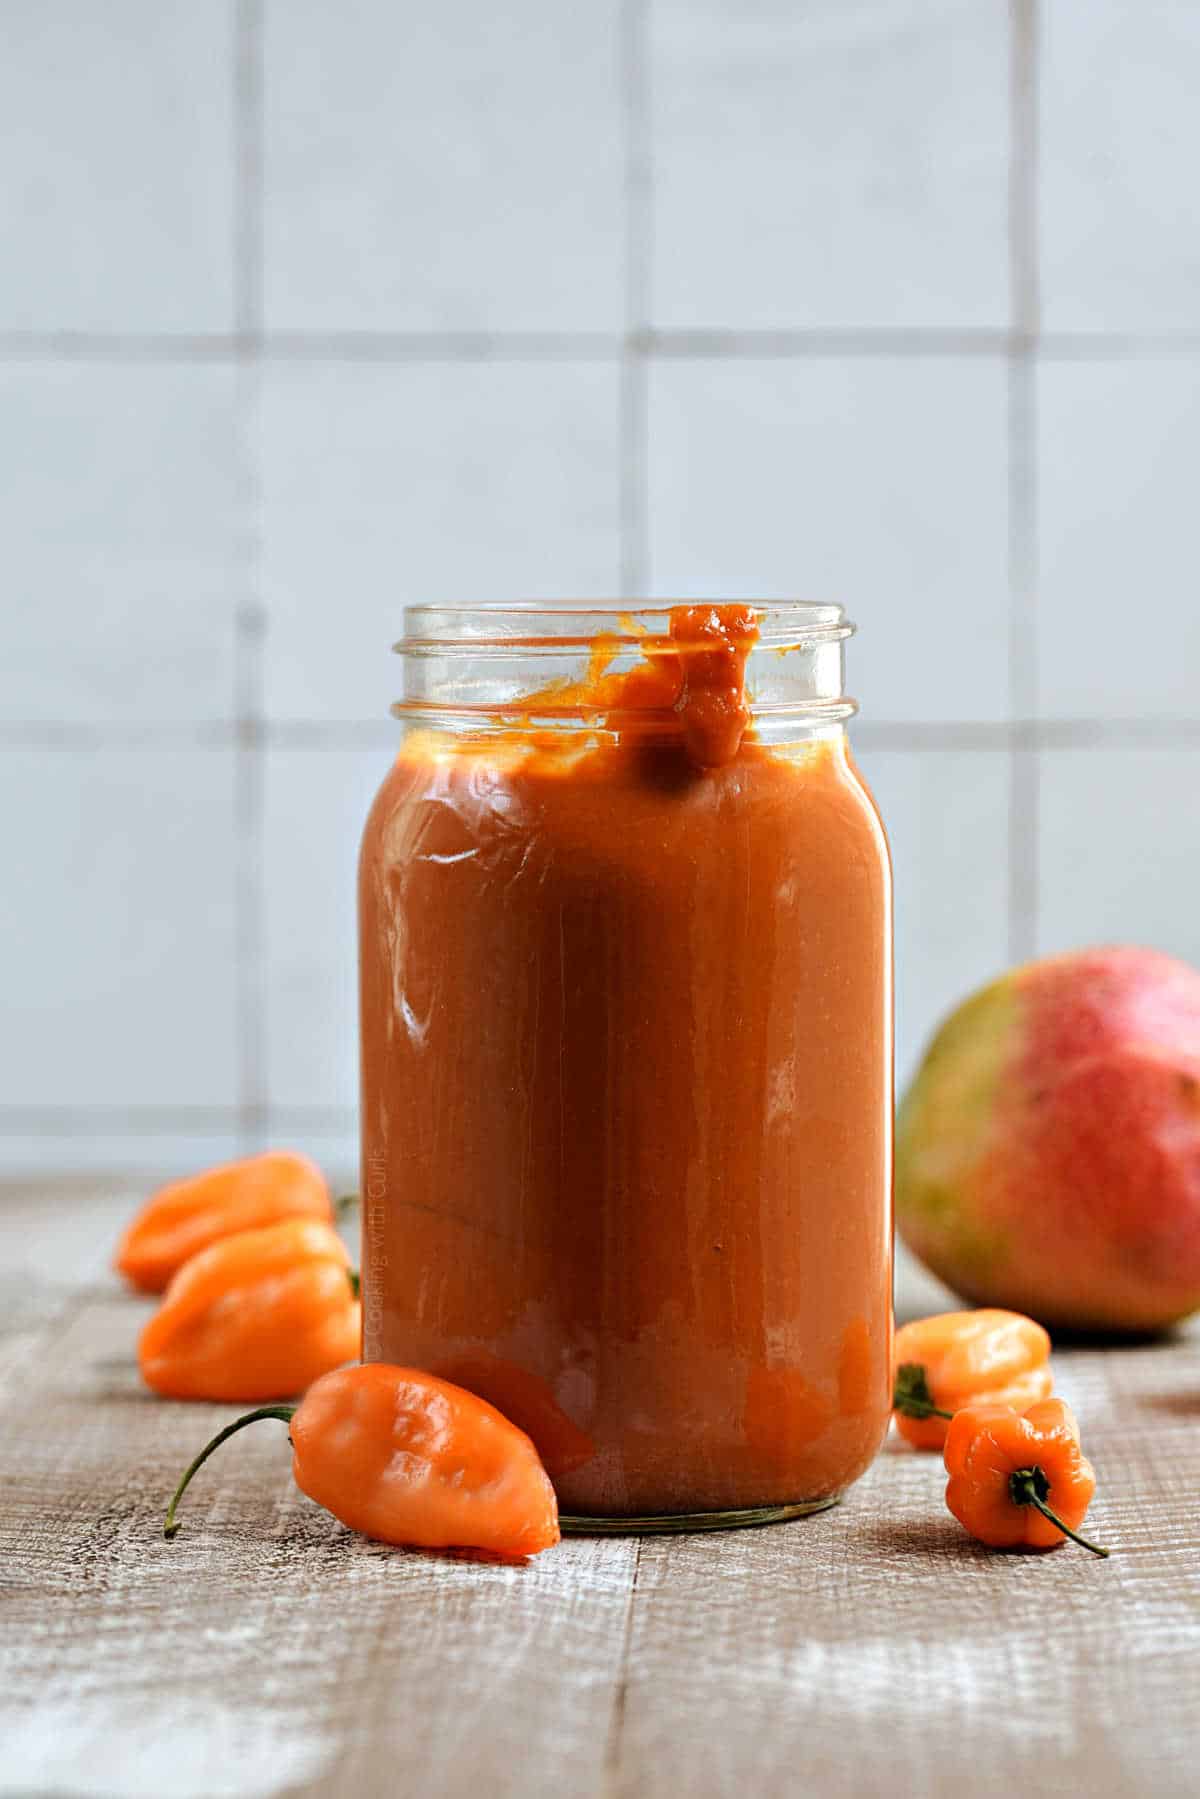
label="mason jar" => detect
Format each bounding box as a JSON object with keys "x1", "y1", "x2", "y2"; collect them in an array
[{"x1": 359, "y1": 603, "x2": 892, "y2": 1532}]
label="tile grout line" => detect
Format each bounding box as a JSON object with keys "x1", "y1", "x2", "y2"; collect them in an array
[
  {"x1": 619, "y1": 0, "x2": 652, "y2": 597},
  {"x1": 234, "y1": 0, "x2": 268, "y2": 1153},
  {"x1": 619, "y1": 353, "x2": 649, "y2": 595},
  {"x1": 1007, "y1": 356, "x2": 1039, "y2": 962},
  {"x1": 234, "y1": 0, "x2": 264, "y2": 343},
  {"x1": 1007, "y1": 0, "x2": 1040, "y2": 964},
  {"x1": 4, "y1": 328, "x2": 1200, "y2": 363},
  {"x1": 1010, "y1": 0, "x2": 1041, "y2": 345}
]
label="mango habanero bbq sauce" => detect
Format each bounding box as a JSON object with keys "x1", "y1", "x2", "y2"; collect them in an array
[{"x1": 359, "y1": 603, "x2": 892, "y2": 1528}]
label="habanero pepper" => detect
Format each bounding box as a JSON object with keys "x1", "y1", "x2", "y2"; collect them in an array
[
  {"x1": 944, "y1": 1397, "x2": 1109, "y2": 1558},
  {"x1": 892, "y1": 1308, "x2": 1053, "y2": 1450},
  {"x1": 139, "y1": 1218, "x2": 360, "y2": 1403},
  {"x1": 163, "y1": 1363, "x2": 561, "y2": 1558},
  {"x1": 116, "y1": 1150, "x2": 340, "y2": 1294}
]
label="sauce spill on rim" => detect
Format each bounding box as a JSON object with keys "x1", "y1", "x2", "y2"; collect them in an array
[{"x1": 359, "y1": 604, "x2": 893, "y2": 1519}]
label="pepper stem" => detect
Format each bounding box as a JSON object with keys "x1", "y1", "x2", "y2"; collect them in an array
[
  {"x1": 163, "y1": 1405, "x2": 297, "y2": 1541},
  {"x1": 1009, "y1": 1467, "x2": 1110, "y2": 1558},
  {"x1": 347, "y1": 1269, "x2": 361, "y2": 1299},
  {"x1": 892, "y1": 1362, "x2": 955, "y2": 1422},
  {"x1": 334, "y1": 1193, "x2": 359, "y2": 1218}
]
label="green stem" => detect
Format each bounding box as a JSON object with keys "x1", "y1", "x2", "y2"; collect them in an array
[
  {"x1": 1009, "y1": 1468, "x2": 1110, "y2": 1559},
  {"x1": 334, "y1": 1193, "x2": 359, "y2": 1219},
  {"x1": 895, "y1": 1397, "x2": 955, "y2": 1422},
  {"x1": 892, "y1": 1362, "x2": 955, "y2": 1423},
  {"x1": 163, "y1": 1405, "x2": 296, "y2": 1541},
  {"x1": 347, "y1": 1269, "x2": 361, "y2": 1299}
]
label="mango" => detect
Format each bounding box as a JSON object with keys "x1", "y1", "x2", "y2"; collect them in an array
[{"x1": 896, "y1": 946, "x2": 1200, "y2": 1333}]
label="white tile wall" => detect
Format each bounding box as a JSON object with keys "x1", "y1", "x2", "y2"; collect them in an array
[
  {"x1": 263, "y1": 747, "x2": 387, "y2": 1113},
  {"x1": 1038, "y1": 749, "x2": 1200, "y2": 968},
  {"x1": 0, "y1": 2, "x2": 235, "y2": 333},
  {"x1": 0, "y1": 749, "x2": 238, "y2": 1112},
  {"x1": 2, "y1": 363, "x2": 241, "y2": 726},
  {"x1": 264, "y1": 0, "x2": 626, "y2": 332},
  {"x1": 1041, "y1": 1, "x2": 1200, "y2": 332},
  {"x1": 2, "y1": 1, "x2": 1199, "y2": 1176},
  {"x1": 650, "y1": 0, "x2": 1010, "y2": 329},
  {"x1": 855, "y1": 747, "x2": 1011, "y2": 1089},
  {"x1": 259, "y1": 359, "x2": 623, "y2": 723},
  {"x1": 648, "y1": 357, "x2": 1010, "y2": 723},
  {"x1": 1037, "y1": 358, "x2": 1200, "y2": 720},
  {"x1": 0, "y1": 1132, "x2": 244, "y2": 1181}
]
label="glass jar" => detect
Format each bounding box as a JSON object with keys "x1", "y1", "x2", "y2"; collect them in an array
[{"x1": 359, "y1": 603, "x2": 892, "y2": 1532}]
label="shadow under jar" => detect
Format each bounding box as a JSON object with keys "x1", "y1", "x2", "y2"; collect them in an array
[{"x1": 359, "y1": 603, "x2": 893, "y2": 1532}]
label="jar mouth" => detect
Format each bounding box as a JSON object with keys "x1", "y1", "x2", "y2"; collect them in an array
[
  {"x1": 391, "y1": 602, "x2": 857, "y2": 736},
  {"x1": 396, "y1": 601, "x2": 853, "y2": 657}
]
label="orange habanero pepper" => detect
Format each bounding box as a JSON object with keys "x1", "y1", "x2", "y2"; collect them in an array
[
  {"x1": 163, "y1": 1363, "x2": 561, "y2": 1558},
  {"x1": 138, "y1": 1218, "x2": 361, "y2": 1402},
  {"x1": 115, "y1": 1150, "x2": 338, "y2": 1293},
  {"x1": 944, "y1": 1397, "x2": 1109, "y2": 1558},
  {"x1": 892, "y1": 1308, "x2": 1052, "y2": 1450}
]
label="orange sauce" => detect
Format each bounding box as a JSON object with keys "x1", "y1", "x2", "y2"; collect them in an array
[{"x1": 359, "y1": 606, "x2": 892, "y2": 1516}]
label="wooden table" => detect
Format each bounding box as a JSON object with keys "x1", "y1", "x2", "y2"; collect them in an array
[{"x1": 2, "y1": 1181, "x2": 1198, "y2": 1799}]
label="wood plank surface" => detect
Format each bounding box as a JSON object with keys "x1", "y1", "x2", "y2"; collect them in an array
[{"x1": 1, "y1": 1184, "x2": 1197, "y2": 1799}]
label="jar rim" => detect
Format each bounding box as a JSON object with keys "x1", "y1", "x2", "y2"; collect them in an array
[
  {"x1": 396, "y1": 601, "x2": 853, "y2": 657},
  {"x1": 391, "y1": 601, "x2": 857, "y2": 735}
]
